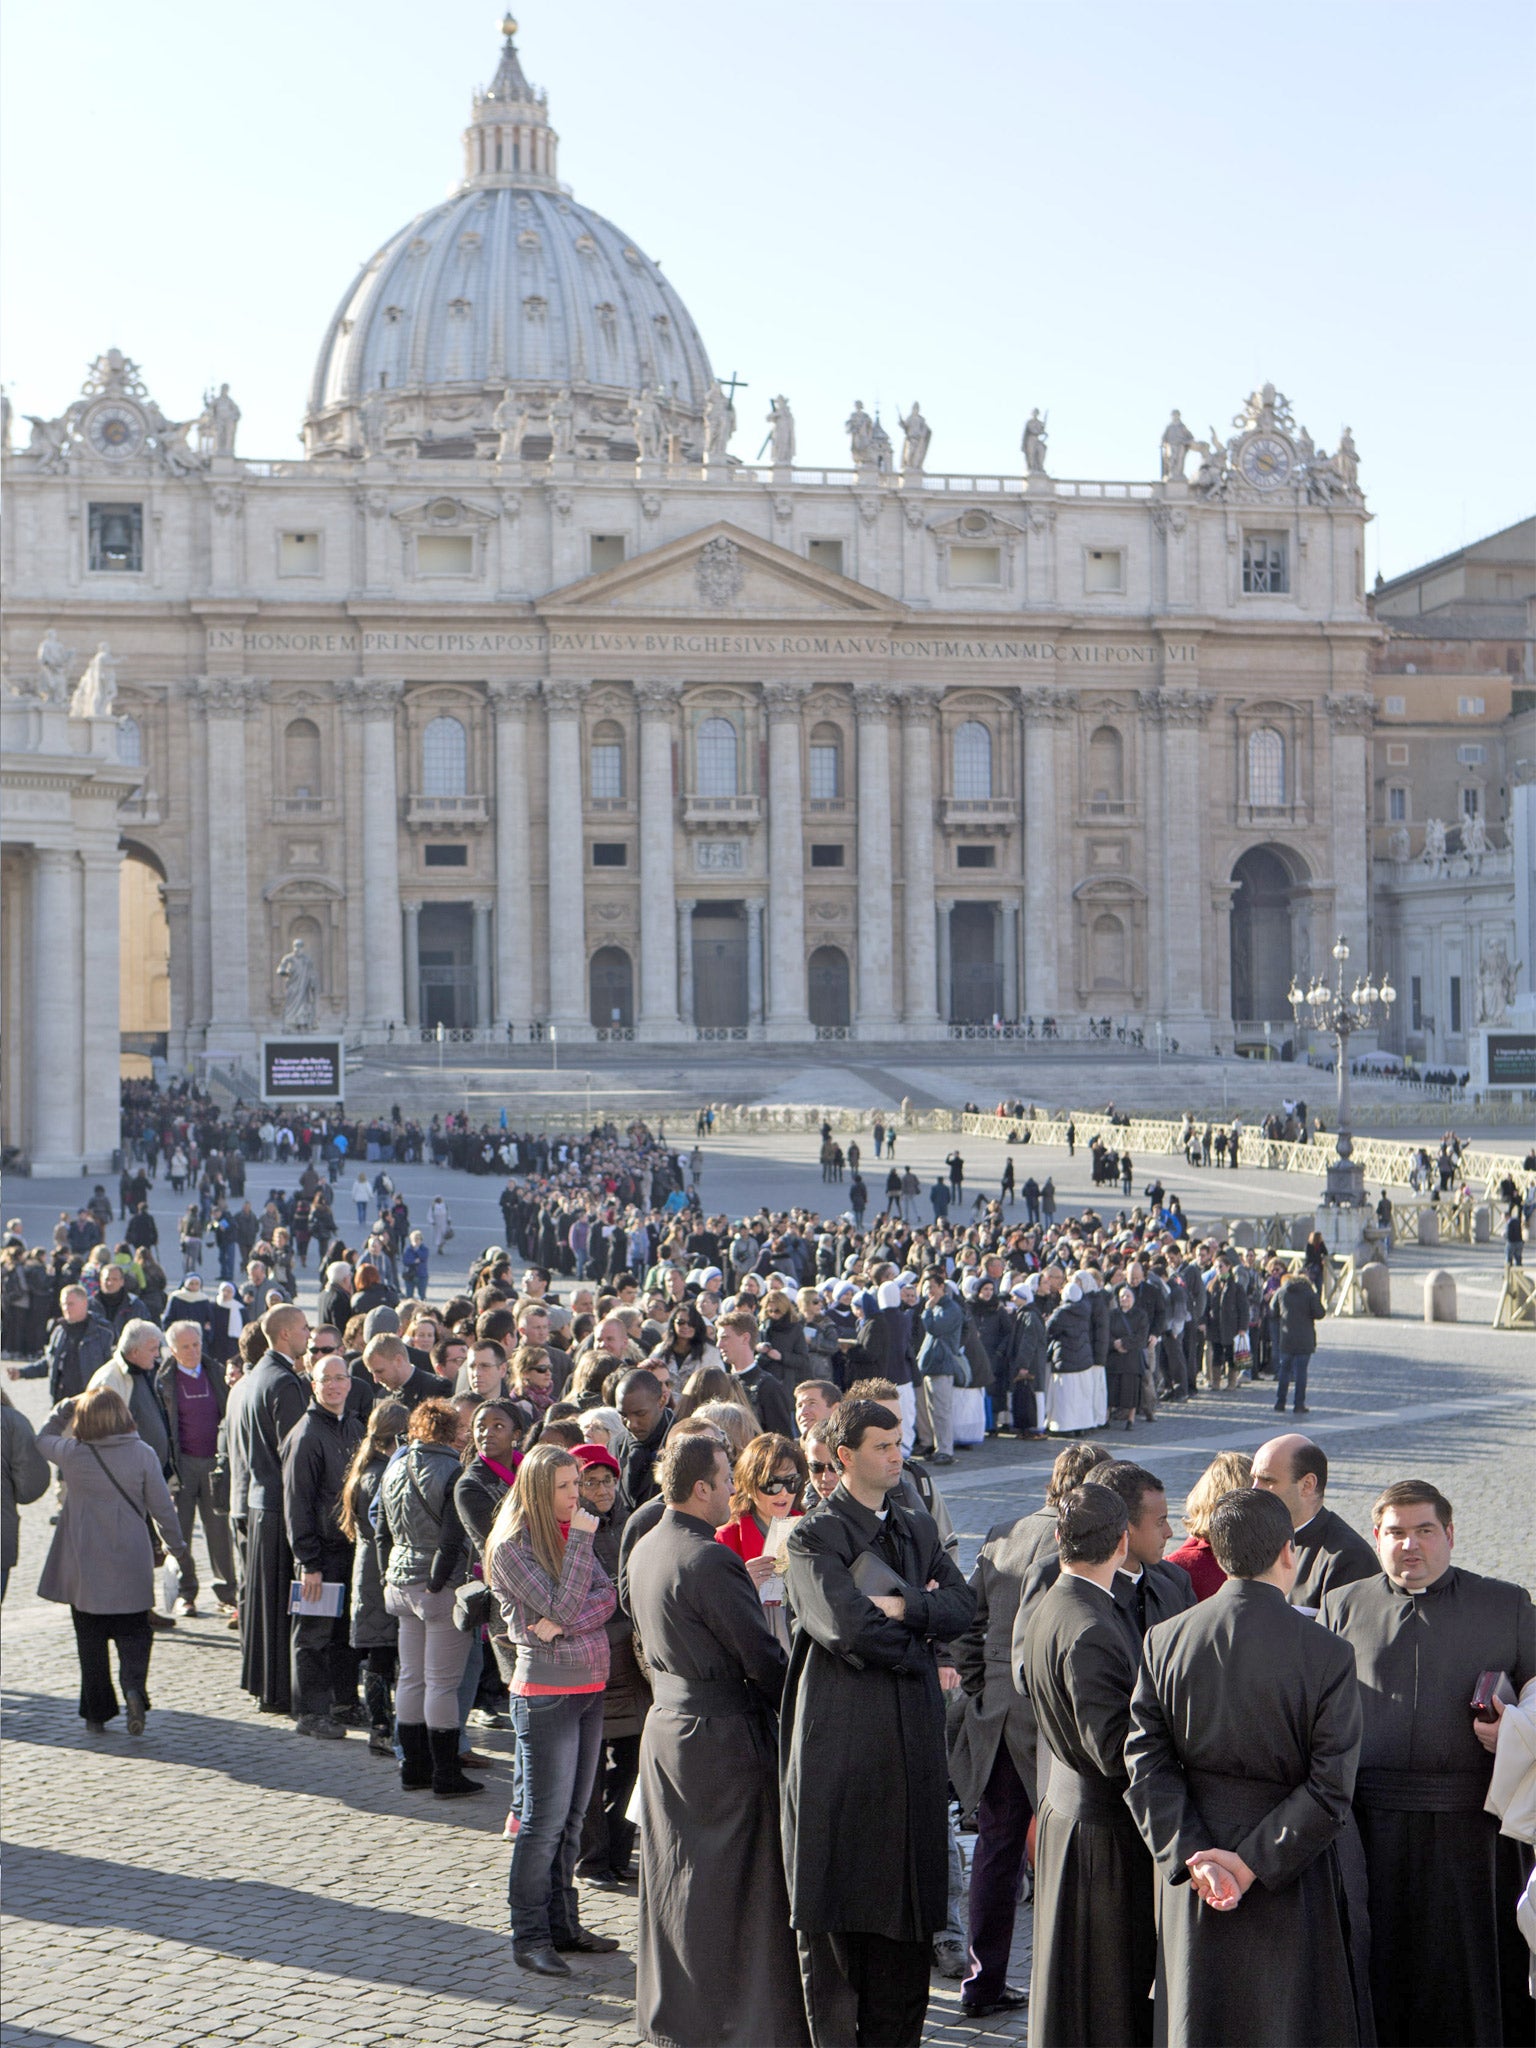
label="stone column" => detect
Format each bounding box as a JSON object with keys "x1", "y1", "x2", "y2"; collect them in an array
[
  {"x1": 80, "y1": 850, "x2": 123, "y2": 1166},
  {"x1": 899, "y1": 685, "x2": 941, "y2": 1030},
  {"x1": 488, "y1": 678, "x2": 537, "y2": 1033},
  {"x1": 1020, "y1": 686, "x2": 1065, "y2": 1019},
  {"x1": 677, "y1": 898, "x2": 696, "y2": 1028},
  {"x1": 747, "y1": 898, "x2": 765, "y2": 1026},
  {"x1": 635, "y1": 678, "x2": 682, "y2": 1039},
  {"x1": 164, "y1": 885, "x2": 192, "y2": 1071},
  {"x1": 1001, "y1": 900, "x2": 1019, "y2": 1022},
  {"x1": 763, "y1": 678, "x2": 813, "y2": 1040},
  {"x1": 341, "y1": 678, "x2": 404, "y2": 1031},
  {"x1": 402, "y1": 901, "x2": 421, "y2": 1028},
  {"x1": 193, "y1": 675, "x2": 264, "y2": 1047},
  {"x1": 475, "y1": 901, "x2": 494, "y2": 1028},
  {"x1": 1158, "y1": 687, "x2": 1214, "y2": 1036},
  {"x1": 30, "y1": 849, "x2": 81, "y2": 1172},
  {"x1": 1326, "y1": 691, "x2": 1374, "y2": 961},
  {"x1": 853, "y1": 682, "x2": 896, "y2": 1032},
  {"x1": 936, "y1": 901, "x2": 951, "y2": 1023},
  {"x1": 543, "y1": 678, "x2": 588, "y2": 1031}
]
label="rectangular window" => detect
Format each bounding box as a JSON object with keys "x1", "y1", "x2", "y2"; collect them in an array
[
  {"x1": 1388, "y1": 787, "x2": 1407, "y2": 821},
  {"x1": 949, "y1": 544, "x2": 1002, "y2": 586},
  {"x1": 591, "y1": 842, "x2": 628, "y2": 867},
  {"x1": 415, "y1": 534, "x2": 474, "y2": 576},
  {"x1": 1386, "y1": 743, "x2": 1409, "y2": 765},
  {"x1": 1242, "y1": 533, "x2": 1289, "y2": 594},
  {"x1": 808, "y1": 745, "x2": 840, "y2": 800},
  {"x1": 807, "y1": 538, "x2": 845, "y2": 576},
  {"x1": 1457, "y1": 695, "x2": 1485, "y2": 716},
  {"x1": 279, "y1": 532, "x2": 322, "y2": 576},
  {"x1": 1383, "y1": 695, "x2": 1406, "y2": 716},
  {"x1": 1457, "y1": 744, "x2": 1486, "y2": 765},
  {"x1": 809, "y1": 843, "x2": 845, "y2": 868},
  {"x1": 590, "y1": 743, "x2": 623, "y2": 801},
  {"x1": 1462, "y1": 786, "x2": 1481, "y2": 817},
  {"x1": 1084, "y1": 548, "x2": 1124, "y2": 594},
  {"x1": 1449, "y1": 976, "x2": 1462, "y2": 1034},
  {"x1": 589, "y1": 534, "x2": 626, "y2": 574},
  {"x1": 955, "y1": 843, "x2": 996, "y2": 869},
  {"x1": 1410, "y1": 975, "x2": 1423, "y2": 1031},
  {"x1": 423, "y1": 843, "x2": 468, "y2": 867},
  {"x1": 88, "y1": 502, "x2": 143, "y2": 572}
]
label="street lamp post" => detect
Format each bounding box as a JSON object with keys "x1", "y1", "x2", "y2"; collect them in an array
[{"x1": 1289, "y1": 935, "x2": 1395, "y2": 1229}]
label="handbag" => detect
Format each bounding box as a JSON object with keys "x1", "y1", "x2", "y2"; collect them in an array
[
  {"x1": 453, "y1": 1581, "x2": 492, "y2": 1633},
  {"x1": 441, "y1": 1222, "x2": 455, "y2": 1244}
]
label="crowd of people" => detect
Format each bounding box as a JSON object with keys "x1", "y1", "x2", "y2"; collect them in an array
[{"x1": 4, "y1": 1111, "x2": 1535, "y2": 2048}]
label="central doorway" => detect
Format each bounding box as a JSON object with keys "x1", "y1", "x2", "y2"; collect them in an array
[
  {"x1": 418, "y1": 902, "x2": 476, "y2": 1028},
  {"x1": 692, "y1": 903, "x2": 748, "y2": 1028},
  {"x1": 1230, "y1": 848, "x2": 1297, "y2": 1022},
  {"x1": 950, "y1": 903, "x2": 1002, "y2": 1024}
]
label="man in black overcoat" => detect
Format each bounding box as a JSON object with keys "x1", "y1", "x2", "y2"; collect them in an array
[
  {"x1": 233, "y1": 1303, "x2": 310, "y2": 1712},
  {"x1": 280, "y1": 1350, "x2": 362, "y2": 1737},
  {"x1": 1251, "y1": 1433, "x2": 1376, "y2": 1609},
  {"x1": 781, "y1": 1399, "x2": 974, "y2": 2048}
]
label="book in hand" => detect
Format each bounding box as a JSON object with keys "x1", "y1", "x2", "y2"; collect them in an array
[
  {"x1": 1470, "y1": 1670, "x2": 1516, "y2": 1722},
  {"x1": 849, "y1": 1550, "x2": 910, "y2": 1602},
  {"x1": 288, "y1": 1580, "x2": 346, "y2": 1618}
]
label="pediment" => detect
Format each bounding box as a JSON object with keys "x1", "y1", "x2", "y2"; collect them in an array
[{"x1": 540, "y1": 521, "x2": 903, "y2": 621}]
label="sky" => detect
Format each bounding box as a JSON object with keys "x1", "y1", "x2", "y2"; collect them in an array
[{"x1": 3, "y1": 0, "x2": 1531, "y2": 582}]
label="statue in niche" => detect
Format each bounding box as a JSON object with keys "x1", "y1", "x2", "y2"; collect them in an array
[
  {"x1": 897, "y1": 400, "x2": 931, "y2": 474},
  {"x1": 1159, "y1": 410, "x2": 1195, "y2": 482},
  {"x1": 845, "y1": 400, "x2": 877, "y2": 470},
  {"x1": 69, "y1": 642, "x2": 118, "y2": 719},
  {"x1": 276, "y1": 936, "x2": 320, "y2": 1030},
  {"x1": 37, "y1": 627, "x2": 73, "y2": 704},
  {"x1": 1021, "y1": 408, "x2": 1048, "y2": 474},
  {"x1": 1421, "y1": 816, "x2": 1447, "y2": 871}
]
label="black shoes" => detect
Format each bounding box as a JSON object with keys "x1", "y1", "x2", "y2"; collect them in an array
[
  {"x1": 554, "y1": 1927, "x2": 621, "y2": 1954},
  {"x1": 397, "y1": 1720, "x2": 433, "y2": 1790},
  {"x1": 124, "y1": 1690, "x2": 148, "y2": 1736},
  {"x1": 295, "y1": 1713, "x2": 346, "y2": 1740},
  {"x1": 513, "y1": 1944, "x2": 572, "y2": 1978},
  {"x1": 428, "y1": 1724, "x2": 485, "y2": 1797},
  {"x1": 960, "y1": 1985, "x2": 1028, "y2": 2019}
]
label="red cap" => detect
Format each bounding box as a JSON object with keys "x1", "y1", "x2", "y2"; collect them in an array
[{"x1": 571, "y1": 1443, "x2": 622, "y2": 1479}]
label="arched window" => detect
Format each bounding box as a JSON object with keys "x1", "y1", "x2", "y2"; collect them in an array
[
  {"x1": 1087, "y1": 725, "x2": 1124, "y2": 810},
  {"x1": 1247, "y1": 726, "x2": 1285, "y2": 808},
  {"x1": 422, "y1": 715, "x2": 468, "y2": 797},
  {"x1": 696, "y1": 716, "x2": 739, "y2": 797},
  {"x1": 1091, "y1": 913, "x2": 1127, "y2": 989},
  {"x1": 283, "y1": 717, "x2": 321, "y2": 797},
  {"x1": 589, "y1": 719, "x2": 625, "y2": 801},
  {"x1": 808, "y1": 722, "x2": 842, "y2": 800},
  {"x1": 953, "y1": 720, "x2": 993, "y2": 800},
  {"x1": 117, "y1": 716, "x2": 143, "y2": 766}
]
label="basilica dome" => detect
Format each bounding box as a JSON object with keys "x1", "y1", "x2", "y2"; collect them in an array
[{"x1": 304, "y1": 19, "x2": 717, "y2": 460}]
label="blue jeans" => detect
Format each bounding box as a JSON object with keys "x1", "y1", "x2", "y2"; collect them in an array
[
  {"x1": 507, "y1": 1689, "x2": 605, "y2": 1944},
  {"x1": 1276, "y1": 1351, "x2": 1310, "y2": 1409}
]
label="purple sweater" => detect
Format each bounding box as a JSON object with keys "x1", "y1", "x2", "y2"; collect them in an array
[{"x1": 491, "y1": 1524, "x2": 616, "y2": 1693}]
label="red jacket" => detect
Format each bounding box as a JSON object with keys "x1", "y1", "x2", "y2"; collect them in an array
[
  {"x1": 1165, "y1": 1534, "x2": 1226, "y2": 1601},
  {"x1": 717, "y1": 1509, "x2": 800, "y2": 1562}
]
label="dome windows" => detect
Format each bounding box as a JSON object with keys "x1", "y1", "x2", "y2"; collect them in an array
[
  {"x1": 523, "y1": 295, "x2": 548, "y2": 324},
  {"x1": 518, "y1": 228, "x2": 541, "y2": 249},
  {"x1": 574, "y1": 233, "x2": 597, "y2": 256}
]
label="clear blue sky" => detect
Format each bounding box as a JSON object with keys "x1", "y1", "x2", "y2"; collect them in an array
[{"x1": 3, "y1": 0, "x2": 1530, "y2": 580}]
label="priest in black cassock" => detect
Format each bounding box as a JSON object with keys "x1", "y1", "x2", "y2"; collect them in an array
[
  {"x1": 1010, "y1": 1461, "x2": 1196, "y2": 1646},
  {"x1": 1322, "y1": 1478, "x2": 1536, "y2": 2048},
  {"x1": 1251, "y1": 1434, "x2": 1377, "y2": 1608},
  {"x1": 781, "y1": 1399, "x2": 974, "y2": 2048},
  {"x1": 627, "y1": 1432, "x2": 808, "y2": 2048},
  {"x1": 1126, "y1": 1486, "x2": 1364, "y2": 2048},
  {"x1": 233, "y1": 1304, "x2": 310, "y2": 1713},
  {"x1": 1017, "y1": 1484, "x2": 1155, "y2": 2048}
]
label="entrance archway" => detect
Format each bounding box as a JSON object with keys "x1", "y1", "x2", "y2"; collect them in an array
[
  {"x1": 808, "y1": 945, "x2": 850, "y2": 1028},
  {"x1": 1230, "y1": 846, "x2": 1299, "y2": 1022},
  {"x1": 120, "y1": 844, "x2": 170, "y2": 1072},
  {"x1": 589, "y1": 946, "x2": 634, "y2": 1030},
  {"x1": 418, "y1": 902, "x2": 475, "y2": 1028}
]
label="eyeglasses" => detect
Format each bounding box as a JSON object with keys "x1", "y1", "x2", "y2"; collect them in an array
[
  {"x1": 808, "y1": 1461, "x2": 837, "y2": 1478},
  {"x1": 759, "y1": 1476, "x2": 799, "y2": 1496}
]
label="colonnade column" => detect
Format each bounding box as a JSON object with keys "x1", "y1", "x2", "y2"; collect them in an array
[
  {"x1": 747, "y1": 899, "x2": 765, "y2": 1027},
  {"x1": 635, "y1": 679, "x2": 681, "y2": 1039},
  {"x1": 763, "y1": 678, "x2": 812, "y2": 1040},
  {"x1": 29, "y1": 848, "x2": 82, "y2": 1172},
  {"x1": 853, "y1": 682, "x2": 896, "y2": 1032},
  {"x1": 80, "y1": 850, "x2": 122, "y2": 1164},
  {"x1": 1001, "y1": 902, "x2": 1019, "y2": 1022},
  {"x1": 402, "y1": 901, "x2": 421, "y2": 1029},
  {"x1": 474, "y1": 901, "x2": 494, "y2": 1028},
  {"x1": 1327, "y1": 690, "x2": 1374, "y2": 960},
  {"x1": 936, "y1": 901, "x2": 951, "y2": 1023},
  {"x1": 899, "y1": 685, "x2": 941, "y2": 1030},
  {"x1": 342, "y1": 678, "x2": 404, "y2": 1031},
  {"x1": 1020, "y1": 685, "x2": 1064, "y2": 1020},
  {"x1": 676, "y1": 898, "x2": 696, "y2": 1030},
  {"x1": 194, "y1": 674, "x2": 263, "y2": 1046},
  {"x1": 543, "y1": 678, "x2": 588, "y2": 1030},
  {"x1": 488, "y1": 677, "x2": 537, "y2": 1033}
]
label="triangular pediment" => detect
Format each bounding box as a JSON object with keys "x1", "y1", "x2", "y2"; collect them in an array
[{"x1": 538, "y1": 520, "x2": 904, "y2": 621}]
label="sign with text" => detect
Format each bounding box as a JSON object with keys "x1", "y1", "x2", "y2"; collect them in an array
[
  {"x1": 261, "y1": 1037, "x2": 345, "y2": 1104},
  {"x1": 1486, "y1": 1033, "x2": 1536, "y2": 1088}
]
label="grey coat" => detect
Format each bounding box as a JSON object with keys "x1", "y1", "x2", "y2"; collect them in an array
[
  {"x1": 3, "y1": 1401, "x2": 51, "y2": 1582},
  {"x1": 36, "y1": 1404, "x2": 191, "y2": 1612}
]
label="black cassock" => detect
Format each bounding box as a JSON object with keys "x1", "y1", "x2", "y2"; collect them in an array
[
  {"x1": 1289, "y1": 1505, "x2": 1377, "y2": 1610},
  {"x1": 627, "y1": 1508, "x2": 807, "y2": 2048},
  {"x1": 1018, "y1": 1572, "x2": 1155, "y2": 2048},
  {"x1": 951, "y1": 1511, "x2": 1047, "y2": 1814},
  {"x1": 233, "y1": 1352, "x2": 308, "y2": 1712},
  {"x1": 780, "y1": 1486, "x2": 974, "y2": 1942},
  {"x1": 1322, "y1": 1566, "x2": 1536, "y2": 2048},
  {"x1": 1126, "y1": 1579, "x2": 1363, "y2": 2048}
]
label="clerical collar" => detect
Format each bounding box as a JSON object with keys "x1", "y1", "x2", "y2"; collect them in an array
[
  {"x1": 1116, "y1": 1566, "x2": 1144, "y2": 1585},
  {"x1": 1294, "y1": 1509, "x2": 1321, "y2": 1539}
]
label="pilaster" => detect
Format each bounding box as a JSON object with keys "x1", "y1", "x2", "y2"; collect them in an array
[{"x1": 763, "y1": 677, "x2": 813, "y2": 1041}]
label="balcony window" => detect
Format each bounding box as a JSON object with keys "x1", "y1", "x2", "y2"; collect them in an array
[
  {"x1": 422, "y1": 716, "x2": 468, "y2": 796},
  {"x1": 1247, "y1": 727, "x2": 1286, "y2": 807},
  {"x1": 953, "y1": 721, "x2": 993, "y2": 800},
  {"x1": 696, "y1": 717, "x2": 739, "y2": 797}
]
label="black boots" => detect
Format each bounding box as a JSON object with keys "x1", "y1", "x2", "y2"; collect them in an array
[
  {"x1": 429, "y1": 1725, "x2": 484, "y2": 1797},
  {"x1": 397, "y1": 1720, "x2": 432, "y2": 1790}
]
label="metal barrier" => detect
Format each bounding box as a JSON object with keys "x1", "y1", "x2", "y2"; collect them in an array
[{"x1": 1494, "y1": 1268, "x2": 1536, "y2": 1331}]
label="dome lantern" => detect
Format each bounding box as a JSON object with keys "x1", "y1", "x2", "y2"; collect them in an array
[{"x1": 465, "y1": 15, "x2": 559, "y2": 190}]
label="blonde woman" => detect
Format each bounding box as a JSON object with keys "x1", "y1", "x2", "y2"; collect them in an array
[
  {"x1": 488, "y1": 1443, "x2": 618, "y2": 1978},
  {"x1": 1166, "y1": 1449, "x2": 1253, "y2": 1599}
]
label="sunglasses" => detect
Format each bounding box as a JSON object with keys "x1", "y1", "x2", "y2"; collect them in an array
[
  {"x1": 808, "y1": 1461, "x2": 837, "y2": 1478},
  {"x1": 759, "y1": 1476, "x2": 799, "y2": 1496}
]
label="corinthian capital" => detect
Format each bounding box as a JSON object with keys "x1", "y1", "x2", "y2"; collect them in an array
[
  {"x1": 1146, "y1": 686, "x2": 1213, "y2": 730},
  {"x1": 634, "y1": 677, "x2": 684, "y2": 716},
  {"x1": 487, "y1": 676, "x2": 540, "y2": 716},
  {"x1": 852, "y1": 680, "x2": 895, "y2": 723},
  {"x1": 1019, "y1": 683, "x2": 1076, "y2": 725},
  {"x1": 897, "y1": 682, "x2": 943, "y2": 727},
  {"x1": 1325, "y1": 689, "x2": 1375, "y2": 736},
  {"x1": 336, "y1": 676, "x2": 404, "y2": 717},
  {"x1": 542, "y1": 676, "x2": 586, "y2": 714},
  {"x1": 761, "y1": 677, "x2": 812, "y2": 719},
  {"x1": 192, "y1": 673, "x2": 268, "y2": 717}
]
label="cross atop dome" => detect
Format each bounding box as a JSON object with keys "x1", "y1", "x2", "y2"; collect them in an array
[{"x1": 466, "y1": 13, "x2": 559, "y2": 189}]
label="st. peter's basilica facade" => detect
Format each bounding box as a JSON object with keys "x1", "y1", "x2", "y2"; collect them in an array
[{"x1": 1, "y1": 20, "x2": 1376, "y2": 1169}]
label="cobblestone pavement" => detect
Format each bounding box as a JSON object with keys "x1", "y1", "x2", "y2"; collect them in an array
[{"x1": 4, "y1": 1131, "x2": 1530, "y2": 2047}]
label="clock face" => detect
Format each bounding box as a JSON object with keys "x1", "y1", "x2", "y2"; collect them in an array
[
  {"x1": 86, "y1": 403, "x2": 145, "y2": 460},
  {"x1": 1241, "y1": 434, "x2": 1292, "y2": 490}
]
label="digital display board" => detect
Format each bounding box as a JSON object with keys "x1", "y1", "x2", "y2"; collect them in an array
[
  {"x1": 1486, "y1": 1034, "x2": 1536, "y2": 1088},
  {"x1": 260, "y1": 1037, "x2": 345, "y2": 1103}
]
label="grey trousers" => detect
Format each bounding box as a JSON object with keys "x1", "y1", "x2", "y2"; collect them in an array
[
  {"x1": 923, "y1": 1375, "x2": 955, "y2": 1458},
  {"x1": 174, "y1": 1454, "x2": 236, "y2": 1603},
  {"x1": 385, "y1": 1579, "x2": 471, "y2": 1729}
]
